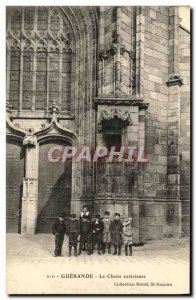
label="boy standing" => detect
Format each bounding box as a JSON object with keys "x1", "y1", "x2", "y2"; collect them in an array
[
  {"x1": 52, "y1": 212, "x2": 67, "y2": 257},
  {"x1": 67, "y1": 213, "x2": 80, "y2": 257},
  {"x1": 92, "y1": 214, "x2": 104, "y2": 255},
  {"x1": 78, "y1": 215, "x2": 92, "y2": 255},
  {"x1": 102, "y1": 211, "x2": 111, "y2": 254},
  {"x1": 123, "y1": 217, "x2": 133, "y2": 256},
  {"x1": 80, "y1": 205, "x2": 91, "y2": 251},
  {"x1": 110, "y1": 213, "x2": 123, "y2": 255}
]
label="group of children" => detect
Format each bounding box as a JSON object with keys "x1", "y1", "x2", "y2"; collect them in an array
[{"x1": 52, "y1": 205, "x2": 133, "y2": 257}]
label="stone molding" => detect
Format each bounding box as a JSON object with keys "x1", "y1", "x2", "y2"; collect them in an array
[
  {"x1": 94, "y1": 97, "x2": 149, "y2": 109},
  {"x1": 6, "y1": 101, "x2": 26, "y2": 139}
]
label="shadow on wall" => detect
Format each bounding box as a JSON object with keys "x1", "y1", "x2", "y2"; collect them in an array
[{"x1": 37, "y1": 161, "x2": 72, "y2": 233}]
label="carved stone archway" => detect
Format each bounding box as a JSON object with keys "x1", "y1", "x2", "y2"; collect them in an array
[
  {"x1": 6, "y1": 102, "x2": 79, "y2": 234},
  {"x1": 20, "y1": 106, "x2": 79, "y2": 234}
]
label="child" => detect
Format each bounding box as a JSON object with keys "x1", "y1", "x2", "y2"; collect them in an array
[
  {"x1": 123, "y1": 217, "x2": 133, "y2": 256},
  {"x1": 67, "y1": 213, "x2": 80, "y2": 257},
  {"x1": 92, "y1": 214, "x2": 104, "y2": 255},
  {"x1": 52, "y1": 212, "x2": 67, "y2": 257},
  {"x1": 80, "y1": 205, "x2": 91, "y2": 220},
  {"x1": 78, "y1": 215, "x2": 92, "y2": 255},
  {"x1": 80, "y1": 205, "x2": 91, "y2": 251},
  {"x1": 110, "y1": 213, "x2": 123, "y2": 255},
  {"x1": 102, "y1": 211, "x2": 111, "y2": 254}
]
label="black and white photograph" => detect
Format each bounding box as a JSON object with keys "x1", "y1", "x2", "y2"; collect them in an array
[{"x1": 5, "y1": 5, "x2": 191, "y2": 295}]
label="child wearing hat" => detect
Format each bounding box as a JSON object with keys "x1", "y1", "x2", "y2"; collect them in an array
[
  {"x1": 78, "y1": 215, "x2": 93, "y2": 255},
  {"x1": 52, "y1": 212, "x2": 67, "y2": 257},
  {"x1": 67, "y1": 213, "x2": 80, "y2": 257},
  {"x1": 92, "y1": 214, "x2": 104, "y2": 255},
  {"x1": 110, "y1": 213, "x2": 123, "y2": 255},
  {"x1": 102, "y1": 211, "x2": 111, "y2": 254},
  {"x1": 123, "y1": 217, "x2": 133, "y2": 256}
]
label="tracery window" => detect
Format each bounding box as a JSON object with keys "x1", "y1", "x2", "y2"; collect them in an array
[
  {"x1": 36, "y1": 42, "x2": 47, "y2": 110},
  {"x1": 22, "y1": 42, "x2": 34, "y2": 110},
  {"x1": 9, "y1": 44, "x2": 20, "y2": 110},
  {"x1": 6, "y1": 7, "x2": 74, "y2": 115}
]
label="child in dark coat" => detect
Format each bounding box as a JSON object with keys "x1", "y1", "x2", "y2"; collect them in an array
[
  {"x1": 110, "y1": 213, "x2": 123, "y2": 255},
  {"x1": 67, "y1": 213, "x2": 80, "y2": 257},
  {"x1": 102, "y1": 211, "x2": 111, "y2": 254},
  {"x1": 80, "y1": 205, "x2": 91, "y2": 251},
  {"x1": 78, "y1": 215, "x2": 93, "y2": 255},
  {"x1": 52, "y1": 212, "x2": 67, "y2": 257},
  {"x1": 92, "y1": 214, "x2": 104, "y2": 255}
]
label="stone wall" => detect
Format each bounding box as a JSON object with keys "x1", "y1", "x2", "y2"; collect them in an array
[
  {"x1": 140, "y1": 7, "x2": 169, "y2": 240},
  {"x1": 179, "y1": 26, "x2": 190, "y2": 235}
]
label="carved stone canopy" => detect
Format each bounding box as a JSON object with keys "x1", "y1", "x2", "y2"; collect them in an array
[
  {"x1": 34, "y1": 102, "x2": 78, "y2": 145},
  {"x1": 98, "y1": 107, "x2": 132, "y2": 128},
  {"x1": 6, "y1": 100, "x2": 78, "y2": 147},
  {"x1": 93, "y1": 97, "x2": 149, "y2": 110},
  {"x1": 99, "y1": 44, "x2": 117, "y2": 60},
  {"x1": 120, "y1": 45, "x2": 135, "y2": 60},
  {"x1": 99, "y1": 44, "x2": 136, "y2": 61}
]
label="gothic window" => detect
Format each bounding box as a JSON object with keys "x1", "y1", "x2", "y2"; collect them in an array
[
  {"x1": 24, "y1": 7, "x2": 35, "y2": 31},
  {"x1": 35, "y1": 42, "x2": 47, "y2": 110},
  {"x1": 22, "y1": 42, "x2": 34, "y2": 110},
  {"x1": 50, "y1": 10, "x2": 60, "y2": 35},
  {"x1": 11, "y1": 9, "x2": 21, "y2": 31},
  {"x1": 9, "y1": 44, "x2": 20, "y2": 110},
  {"x1": 37, "y1": 7, "x2": 48, "y2": 31},
  {"x1": 49, "y1": 42, "x2": 60, "y2": 108},
  {"x1": 62, "y1": 47, "x2": 72, "y2": 111},
  {"x1": 6, "y1": 7, "x2": 74, "y2": 115}
]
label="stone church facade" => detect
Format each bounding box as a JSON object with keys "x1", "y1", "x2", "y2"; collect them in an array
[{"x1": 6, "y1": 6, "x2": 190, "y2": 243}]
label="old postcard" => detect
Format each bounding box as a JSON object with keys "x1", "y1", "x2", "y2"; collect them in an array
[{"x1": 6, "y1": 5, "x2": 190, "y2": 295}]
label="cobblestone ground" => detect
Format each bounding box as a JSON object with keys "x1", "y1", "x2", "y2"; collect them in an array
[{"x1": 6, "y1": 234, "x2": 190, "y2": 295}]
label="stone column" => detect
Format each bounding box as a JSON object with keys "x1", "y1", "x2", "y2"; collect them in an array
[
  {"x1": 166, "y1": 7, "x2": 183, "y2": 237},
  {"x1": 115, "y1": 7, "x2": 121, "y2": 94},
  {"x1": 98, "y1": 7, "x2": 105, "y2": 95},
  {"x1": 135, "y1": 6, "x2": 145, "y2": 98},
  {"x1": 21, "y1": 135, "x2": 39, "y2": 234},
  {"x1": 166, "y1": 79, "x2": 182, "y2": 237},
  {"x1": 70, "y1": 155, "x2": 83, "y2": 216}
]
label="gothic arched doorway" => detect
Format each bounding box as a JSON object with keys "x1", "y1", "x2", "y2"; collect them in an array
[{"x1": 37, "y1": 139, "x2": 72, "y2": 233}]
